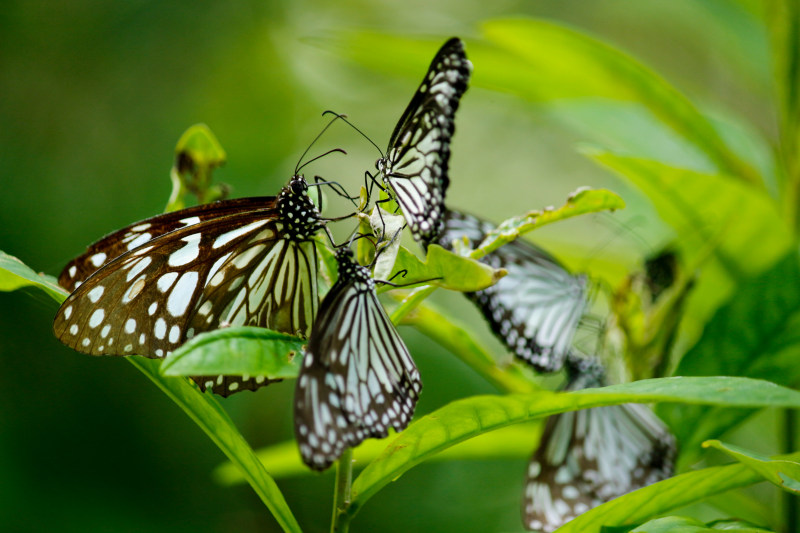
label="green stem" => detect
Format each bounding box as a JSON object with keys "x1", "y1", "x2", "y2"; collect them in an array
[
  {"x1": 389, "y1": 285, "x2": 437, "y2": 324},
  {"x1": 331, "y1": 448, "x2": 354, "y2": 533}
]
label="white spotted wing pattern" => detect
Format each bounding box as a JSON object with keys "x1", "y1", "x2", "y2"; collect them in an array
[
  {"x1": 377, "y1": 37, "x2": 472, "y2": 243},
  {"x1": 523, "y1": 356, "x2": 676, "y2": 532},
  {"x1": 437, "y1": 209, "x2": 588, "y2": 373},
  {"x1": 294, "y1": 248, "x2": 422, "y2": 470},
  {"x1": 53, "y1": 176, "x2": 323, "y2": 396}
]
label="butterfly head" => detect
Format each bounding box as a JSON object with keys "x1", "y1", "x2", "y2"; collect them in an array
[
  {"x1": 334, "y1": 247, "x2": 374, "y2": 289},
  {"x1": 278, "y1": 175, "x2": 323, "y2": 241}
]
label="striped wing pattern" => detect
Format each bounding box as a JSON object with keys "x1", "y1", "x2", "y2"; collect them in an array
[
  {"x1": 438, "y1": 209, "x2": 588, "y2": 372},
  {"x1": 523, "y1": 357, "x2": 676, "y2": 532},
  {"x1": 379, "y1": 37, "x2": 472, "y2": 243},
  {"x1": 53, "y1": 176, "x2": 323, "y2": 396},
  {"x1": 294, "y1": 248, "x2": 421, "y2": 470}
]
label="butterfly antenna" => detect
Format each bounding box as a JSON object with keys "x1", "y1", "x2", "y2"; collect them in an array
[
  {"x1": 296, "y1": 148, "x2": 347, "y2": 175},
  {"x1": 294, "y1": 112, "x2": 348, "y2": 175},
  {"x1": 322, "y1": 110, "x2": 384, "y2": 158}
]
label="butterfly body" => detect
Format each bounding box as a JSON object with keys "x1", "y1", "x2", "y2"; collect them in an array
[
  {"x1": 294, "y1": 248, "x2": 421, "y2": 470},
  {"x1": 54, "y1": 175, "x2": 323, "y2": 396},
  {"x1": 377, "y1": 38, "x2": 472, "y2": 243}
]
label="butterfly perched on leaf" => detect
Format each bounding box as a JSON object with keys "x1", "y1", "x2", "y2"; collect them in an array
[
  {"x1": 436, "y1": 209, "x2": 588, "y2": 373},
  {"x1": 375, "y1": 37, "x2": 472, "y2": 244},
  {"x1": 53, "y1": 175, "x2": 325, "y2": 396},
  {"x1": 523, "y1": 356, "x2": 676, "y2": 532},
  {"x1": 294, "y1": 247, "x2": 421, "y2": 470}
]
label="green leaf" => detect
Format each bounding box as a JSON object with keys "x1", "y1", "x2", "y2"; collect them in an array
[
  {"x1": 347, "y1": 377, "x2": 800, "y2": 516},
  {"x1": 703, "y1": 440, "x2": 800, "y2": 494},
  {"x1": 0, "y1": 250, "x2": 66, "y2": 303},
  {"x1": 378, "y1": 244, "x2": 505, "y2": 293},
  {"x1": 472, "y1": 187, "x2": 625, "y2": 259},
  {"x1": 166, "y1": 123, "x2": 228, "y2": 211},
  {"x1": 368, "y1": 207, "x2": 405, "y2": 281},
  {"x1": 161, "y1": 327, "x2": 304, "y2": 378},
  {"x1": 663, "y1": 253, "x2": 800, "y2": 466},
  {"x1": 130, "y1": 358, "x2": 301, "y2": 533},
  {"x1": 213, "y1": 423, "x2": 541, "y2": 484},
  {"x1": 626, "y1": 516, "x2": 773, "y2": 533},
  {"x1": 0, "y1": 252, "x2": 300, "y2": 531},
  {"x1": 584, "y1": 149, "x2": 791, "y2": 279},
  {"x1": 558, "y1": 451, "x2": 800, "y2": 533}
]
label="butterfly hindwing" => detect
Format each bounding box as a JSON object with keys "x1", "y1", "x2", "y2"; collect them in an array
[
  {"x1": 438, "y1": 209, "x2": 588, "y2": 372},
  {"x1": 523, "y1": 358, "x2": 676, "y2": 532},
  {"x1": 379, "y1": 38, "x2": 472, "y2": 243},
  {"x1": 294, "y1": 248, "x2": 422, "y2": 470}
]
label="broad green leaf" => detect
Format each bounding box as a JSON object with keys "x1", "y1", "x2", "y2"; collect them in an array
[
  {"x1": 347, "y1": 377, "x2": 800, "y2": 516},
  {"x1": 558, "y1": 451, "x2": 800, "y2": 533},
  {"x1": 627, "y1": 516, "x2": 773, "y2": 532},
  {"x1": 130, "y1": 358, "x2": 301, "y2": 533},
  {"x1": 377, "y1": 244, "x2": 505, "y2": 294},
  {"x1": 476, "y1": 18, "x2": 761, "y2": 184},
  {"x1": 0, "y1": 250, "x2": 65, "y2": 303},
  {"x1": 585, "y1": 150, "x2": 791, "y2": 278},
  {"x1": 166, "y1": 123, "x2": 228, "y2": 211},
  {"x1": 663, "y1": 253, "x2": 800, "y2": 466},
  {"x1": 214, "y1": 424, "x2": 541, "y2": 484},
  {"x1": 0, "y1": 253, "x2": 300, "y2": 532},
  {"x1": 704, "y1": 440, "x2": 800, "y2": 494},
  {"x1": 473, "y1": 188, "x2": 625, "y2": 259},
  {"x1": 161, "y1": 327, "x2": 304, "y2": 378}
]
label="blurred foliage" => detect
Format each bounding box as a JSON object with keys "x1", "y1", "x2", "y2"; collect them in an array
[{"x1": 2, "y1": 1, "x2": 800, "y2": 532}]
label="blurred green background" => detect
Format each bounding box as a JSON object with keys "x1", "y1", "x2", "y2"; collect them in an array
[{"x1": 0, "y1": 1, "x2": 780, "y2": 532}]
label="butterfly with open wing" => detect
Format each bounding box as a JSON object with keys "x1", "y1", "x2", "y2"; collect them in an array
[
  {"x1": 435, "y1": 208, "x2": 589, "y2": 373},
  {"x1": 53, "y1": 174, "x2": 325, "y2": 396},
  {"x1": 374, "y1": 37, "x2": 472, "y2": 244},
  {"x1": 523, "y1": 355, "x2": 676, "y2": 532},
  {"x1": 294, "y1": 246, "x2": 422, "y2": 470}
]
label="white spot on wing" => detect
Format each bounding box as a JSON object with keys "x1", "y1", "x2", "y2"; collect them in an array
[
  {"x1": 167, "y1": 271, "x2": 199, "y2": 317},
  {"x1": 126, "y1": 232, "x2": 152, "y2": 250},
  {"x1": 89, "y1": 253, "x2": 107, "y2": 267},
  {"x1": 157, "y1": 272, "x2": 179, "y2": 293},
  {"x1": 89, "y1": 309, "x2": 105, "y2": 328},
  {"x1": 87, "y1": 286, "x2": 104, "y2": 303},
  {"x1": 213, "y1": 220, "x2": 268, "y2": 249},
  {"x1": 168, "y1": 234, "x2": 201, "y2": 267},
  {"x1": 154, "y1": 318, "x2": 167, "y2": 339}
]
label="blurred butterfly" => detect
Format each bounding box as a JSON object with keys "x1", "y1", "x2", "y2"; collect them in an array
[
  {"x1": 53, "y1": 175, "x2": 324, "y2": 396},
  {"x1": 294, "y1": 247, "x2": 422, "y2": 470},
  {"x1": 375, "y1": 37, "x2": 472, "y2": 244},
  {"x1": 523, "y1": 355, "x2": 676, "y2": 532},
  {"x1": 436, "y1": 209, "x2": 589, "y2": 373}
]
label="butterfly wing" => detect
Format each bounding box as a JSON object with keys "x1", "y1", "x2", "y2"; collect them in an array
[
  {"x1": 380, "y1": 38, "x2": 472, "y2": 243},
  {"x1": 294, "y1": 251, "x2": 421, "y2": 470},
  {"x1": 523, "y1": 361, "x2": 676, "y2": 532},
  {"x1": 59, "y1": 197, "x2": 275, "y2": 291},
  {"x1": 54, "y1": 208, "x2": 320, "y2": 397},
  {"x1": 438, "y1": 209, "x2": 588, "y2": 372}
]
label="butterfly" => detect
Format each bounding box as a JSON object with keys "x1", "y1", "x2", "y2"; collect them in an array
[
  {"x1": 436, "y1": 209, "x2": 589, "y2": 373},
  {"x1": 294, "y1": 247, "x2": 422, "y2": 470},
  {"x1": 523, "y1": 355, "x2": 676, "y2": 532},
  {"x1": 53, "y1": 175, "x2": 324, "y2": 396},
  {"x1": 375, "y1": 37, "x2": 472, "y2": 244}
]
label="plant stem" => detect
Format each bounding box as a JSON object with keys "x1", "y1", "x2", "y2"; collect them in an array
[{"x1": 331, "y1": 448, "x2": 354, "y2": 533}]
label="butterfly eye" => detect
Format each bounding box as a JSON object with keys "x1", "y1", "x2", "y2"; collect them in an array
[{"x1": 290, "y1": 177, "x2": 308, "y2": 195}]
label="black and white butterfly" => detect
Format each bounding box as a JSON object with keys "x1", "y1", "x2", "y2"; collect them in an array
[
  {"x1": 375, "y1": 38, "x2": 472, "y2": 244},
  {"x1": 294, "y1": 247, "x2": 422, "y2": 470},
  {"x1": 523, "y1": 355, "x2": 676, "y2": 532},
  {"x1": 436, "y1": 209, "x2": 588, "y2": 373},
  {"x1": 53, "y1": 175, "x2": 324, "y2": 396}
]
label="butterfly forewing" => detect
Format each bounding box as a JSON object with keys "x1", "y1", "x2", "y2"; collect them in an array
[
  {"x1": 523, "y1": 358, "x2": 676, "y2": 532},
  {"x1": 438, "y1": 209, "x2": 588, "y2": 373},
  {"x1": 380, "y1": 38, "x2": 472, "y2": 243},
  {"x1": 294, "y1": 249, "x2": 421, "y2": 470},
  {"x1": 59, "y1": 197, "x2": 276, "y2": 292}
]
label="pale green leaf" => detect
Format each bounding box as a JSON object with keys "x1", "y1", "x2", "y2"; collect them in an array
[
  {"x1": 0, "y1": 250, "x2": 65, "y2": 303},
  {"x1": 703, "y1": 440, "x2": 800, "y2": 494},
  {"x1": 347, "y1": 377, "x2": 800, "y2": 516},
  {"x1": 161, "y1": 327, "x2": 304, "y2": 378},
  {"x1": 167, "y1": 123, "x2": 228, "y2": 211},
  {"x1": 628, "y1": 516, "x2": 773, "y2": 532}
]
